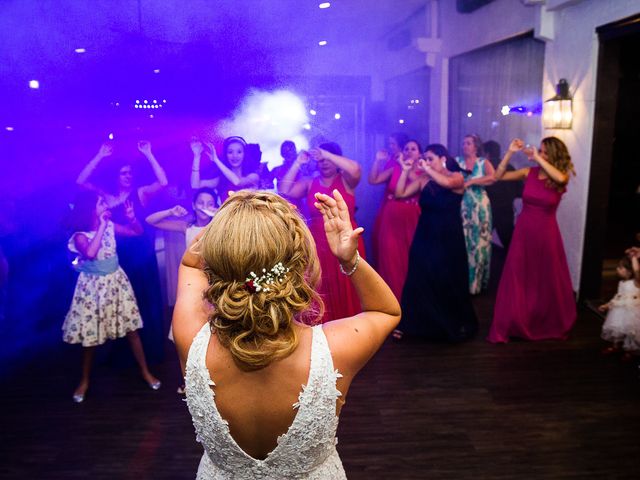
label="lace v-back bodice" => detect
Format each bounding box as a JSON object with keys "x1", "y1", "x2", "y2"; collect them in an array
[{"x1": 185, "y1": 324, "x2": 347, "y2": 479}]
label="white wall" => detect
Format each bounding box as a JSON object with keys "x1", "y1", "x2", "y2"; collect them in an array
[{"x1": 542, "y1": 0, "x2": 640, "y2": 290}]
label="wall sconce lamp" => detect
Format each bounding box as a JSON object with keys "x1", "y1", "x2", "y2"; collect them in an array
[{"x1": 543, "y1": 78, "x2": 573, "y2": 129}]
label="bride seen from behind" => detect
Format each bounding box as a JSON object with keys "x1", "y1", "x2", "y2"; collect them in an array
[{"x1": 172, "y1": 189, "x2": 401, "y2": 479}]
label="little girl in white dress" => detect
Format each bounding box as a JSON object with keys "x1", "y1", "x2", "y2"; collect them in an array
[{"x1": 600, "y1": 252, "x2": 640, "y2": 360}]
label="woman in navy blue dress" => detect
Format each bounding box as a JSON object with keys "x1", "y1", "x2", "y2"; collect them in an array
[{"x1": 393, "y1": 144, "x2": 478, "y2": 342}]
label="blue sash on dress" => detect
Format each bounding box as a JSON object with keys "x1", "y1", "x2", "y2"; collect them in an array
[{"x1": 74, "y1": 255, "x2": 119, "y2": 275}]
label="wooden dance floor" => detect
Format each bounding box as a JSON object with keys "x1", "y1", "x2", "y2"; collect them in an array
[{"x1": 1, "y1": 296, "x2": 639, "y2": 479}]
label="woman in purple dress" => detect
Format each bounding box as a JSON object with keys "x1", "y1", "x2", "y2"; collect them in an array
[{"x1": 488, "y1": 137, "x2": 576, "y2": 343}]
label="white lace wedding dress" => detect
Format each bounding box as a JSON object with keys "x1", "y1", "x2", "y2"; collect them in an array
[{"x1": 185, "y1": 323, "x2": 347, "y2": 479}]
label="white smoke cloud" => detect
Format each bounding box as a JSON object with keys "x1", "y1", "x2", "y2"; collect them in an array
[{"x1": 219, "y1": 89, "x2": 309, "y2": 170}]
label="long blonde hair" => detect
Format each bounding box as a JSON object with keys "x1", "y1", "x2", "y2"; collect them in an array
[
  {"x1": 198, "y1": 190, "x2": 323, "y2": 371},
  {"x1": 541, "y1": 136, "x2": 575, "y2": 191}
]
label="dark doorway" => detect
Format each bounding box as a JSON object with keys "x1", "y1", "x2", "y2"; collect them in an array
[{"x1": 581, "y1": 14, "x2": 640, "y2": 303}]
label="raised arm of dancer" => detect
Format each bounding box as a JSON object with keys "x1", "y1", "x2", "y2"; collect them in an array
[
  {"x1": 422, "y1": 161, "x2": 464, "y2": 190},
  {"x1": 137, "y1": 141, "x2": 168, "y2": 204},
  {"x1": 207, "y1": 143, "x2": 259, "y2": 188},
  {"x1": 74, "y1": 213, "x2": 109, "y2": 259},
  {"x1": 312, "y1": 148, "x2": 362, "y2": 189},
  {"x1": 531, "y1": 146, "x2": 570, "y2": 186},
  {"x1": 465, "y1": 160, "x2": 496, "y2": 187},
  {"x1": 315, "y1": 189, "x2": 401, "y2": 378},
  {"x1": 494, "y1": 139, "x2": 529, "y2": 182},
  {"x1": 368, "y1": 149, "x2": 394, "y2": 185},
  {"x1": 394, "y1": 156, "x2": 424, "y2": 198},
  {"x1": 76, "y1": 143, "x2": 112, "y2": 194},
  {"x1": 145, "y1": 205, "x2": 190, "y2": 232},
  {"x1": 113, "y1": 200, "x2": 144, "y2": 236},
  {"x1": 190, "y1": 140, "x2": 219, "y2": 189},
  {"x1": 623, "y1": 247, "x2": 640, "y2": 288},
  {"x1": 278, "y1": 151, "x2": 312, "y2": 199},
  {"x1": 631, "y1": 255, "x2": 640, "y2": 288}
]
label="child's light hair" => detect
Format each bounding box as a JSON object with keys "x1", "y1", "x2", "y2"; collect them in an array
[{"x1": 199, "y1": 190, "x2": 323, "y2": 371}]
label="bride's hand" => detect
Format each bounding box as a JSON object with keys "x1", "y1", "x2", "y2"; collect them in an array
[{"x1": 314, "y1": 189, "x2": 363, "y2": 265}]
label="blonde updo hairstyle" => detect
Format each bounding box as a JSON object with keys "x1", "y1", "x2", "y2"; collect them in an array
[{"x1": 198, "y1": 190, "x2": 323, "y2": 371}]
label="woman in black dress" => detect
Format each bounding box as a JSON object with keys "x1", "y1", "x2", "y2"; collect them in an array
[
  {"x1": 393, "y1": 143, "x2": 478, "y2": 342},
  {"x1": 76, "y1": 141, "x2": 168, "y2": 363}
]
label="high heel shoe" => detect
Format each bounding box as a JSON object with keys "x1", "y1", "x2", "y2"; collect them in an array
[
  {"x1": 72, "y1": 386, "x2": 87, "y2": 403},
  {"x1": 148, "y1": 380, "x2": 162, "y2": 390}
]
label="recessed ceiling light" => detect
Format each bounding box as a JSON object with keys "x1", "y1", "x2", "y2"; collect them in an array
[
  {"x1": 399, "y1": 119, "x2": 405, "y2": 124},
  {"x1": 153, "y1": 69, "x2": 160, "y2": 74},
  {"x1": 319, "y1": 2, "x2": 331, "y2": 8},
  {"x1": 29, "y1": 80, "x2": 39, "y2": 89},
  {"x1": 74, "y1": 48, "x2": 86, "y2": 54},
  {"x1": 309, "y1": 109, "x2": 317, "y2": 115},
  {"x1": 318, "y1": 40, "x2": 328, "y2": 46},
  {"x1": 467, "y1": 112, "x2": 473, "y2": 118},
  {"x1": 334, "y1": 113, "x2": 341, "y2": 120},
  {"x1": 5, "y1": 126, "x2": 14, "y2": 131}
]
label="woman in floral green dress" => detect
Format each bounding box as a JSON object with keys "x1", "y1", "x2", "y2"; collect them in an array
[{"x1": 455, "y1": 134, "x2": 494, "y2": 294}]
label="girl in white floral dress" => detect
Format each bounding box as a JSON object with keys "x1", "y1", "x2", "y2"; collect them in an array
[{"x1": 63, "y1": 192, "x2": 161, "y2": 403}]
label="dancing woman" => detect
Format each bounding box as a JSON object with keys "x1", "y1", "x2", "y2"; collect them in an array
[
  {"x1": 488, "y1": 137, "x2": 576, "y2": 343},
  {"x1": 370, "y1": 139, "x2": 423, "y2": 300},
  {"x1": 279, "y1": 143, "x2": 365, "y2": 322},
  {"x1": 394, "y1": 144, "x2": 478, "y2": 342},
  {"x1": 76, "y1": 141, "x2": 168, "y2": 362},
  {"x1": 455, "y1": 134, "x2": 494, "y2": 294},
  {"x1": 190, "y1": 137, "x2": 259, "y2": 203}
]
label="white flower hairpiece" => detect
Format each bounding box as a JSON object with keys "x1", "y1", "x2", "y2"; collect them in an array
[{"x1": 245, "y1": 262, "x2": 290, "y2": 293}]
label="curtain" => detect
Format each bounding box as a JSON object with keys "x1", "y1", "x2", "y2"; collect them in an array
[{"x1": 448, "y1": 32, "x2": 545, "y2": 164}]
